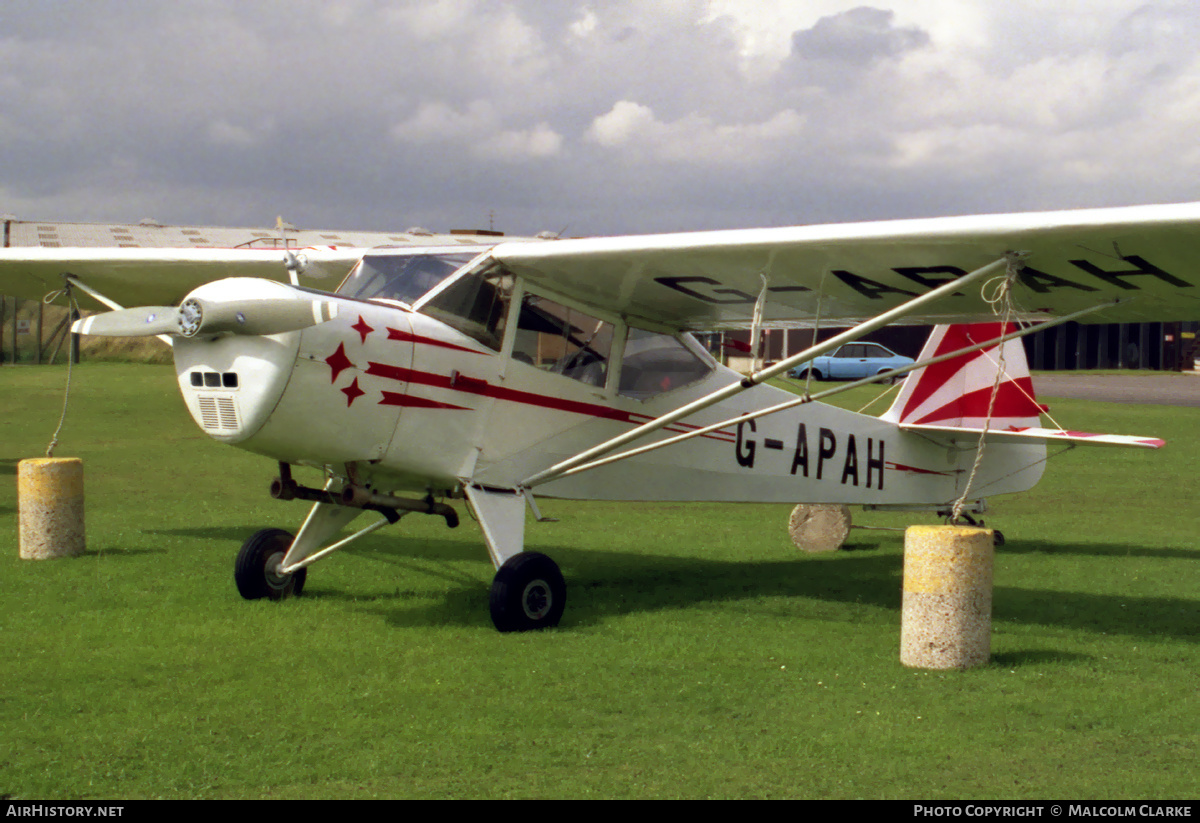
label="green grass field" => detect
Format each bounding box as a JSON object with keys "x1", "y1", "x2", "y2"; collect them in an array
[{"x1": 2, "y1": 364, "x2": 1197, "y2": 799}]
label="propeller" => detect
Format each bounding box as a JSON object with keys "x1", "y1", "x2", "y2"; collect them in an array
[
  {"x1": 71, "y1": 217, "x2": 343, "y2": 339},
  {"x1": 71, "y1": 296, "x2": 339, "y2": 338},
  {"x1": 72, "y1": 306, "x2": 180, "y2": 337}
]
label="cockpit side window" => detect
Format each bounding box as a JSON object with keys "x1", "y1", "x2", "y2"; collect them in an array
[
  {"x1": 337, "y1": 252, "x2": 479, "y2": 305},
  {"x1": 512, "y1": 294, "x2": 613, "y2": 389},
  {"x1": 618, "y1": 328, "x2": 715, "y2": 399}
]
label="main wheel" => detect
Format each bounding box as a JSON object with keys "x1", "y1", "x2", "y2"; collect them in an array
[
  {"x1": 234, "y1": 528, "x2": 307, "y2": 601},
  {"x1": 489, "y1": 552, "x2": 566, "y2": 632}
]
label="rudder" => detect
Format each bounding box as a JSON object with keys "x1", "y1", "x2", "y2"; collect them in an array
[{"x1": 882, "y1": 323, "x2": 1044, "y2": 430}]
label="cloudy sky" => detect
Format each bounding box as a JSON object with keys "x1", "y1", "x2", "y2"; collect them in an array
[{"x1": 2, "y1": 0, "x2": 1199, "y2": 238}]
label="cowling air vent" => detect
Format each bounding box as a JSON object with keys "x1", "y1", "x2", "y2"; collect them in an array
[
  {"x1": 197, "y1": 395, "x2": 240, "y2": 433},
  {"x1": 191, "y1": 371, "x2": 239, "y2": 388}
]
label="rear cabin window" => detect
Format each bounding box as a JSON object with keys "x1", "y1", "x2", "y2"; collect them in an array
[
  {"x1": 512, "y1": 294, "x2": 613, "y2": 388},
  {"x1": 618, "y1": 329, "x2": 714, "y2": 399}
]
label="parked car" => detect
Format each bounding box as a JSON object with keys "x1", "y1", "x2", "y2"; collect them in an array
[{"x1": 787, "y1": 342, "x2": 914, "y2": 382}]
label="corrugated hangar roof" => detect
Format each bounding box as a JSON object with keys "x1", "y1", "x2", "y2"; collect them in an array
[{"x1": 2, "y1": 217, "x2": 512, "y2": 249}]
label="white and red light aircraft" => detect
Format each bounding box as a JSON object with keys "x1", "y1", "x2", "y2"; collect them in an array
[{"x1": 1, "y1": 203, "x2": 1194, "y2": 631}]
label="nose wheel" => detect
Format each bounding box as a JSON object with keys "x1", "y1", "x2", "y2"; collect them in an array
[
  {"x1": 234, "y1": 528, "x2": 307, "y2": 600},
  {"x1": 489, "y1": 552, "x2": 566, "y2": 632}
]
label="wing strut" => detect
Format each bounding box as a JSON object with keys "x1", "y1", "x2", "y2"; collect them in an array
[
  {"x1": 521, "y1": 253, "x2": 1021, "y2": 489},
  {"x1": 64, "y1": 274, "x2": 124, "y2": 311},
  {"x1": 533, "y1": 300, "x2": 1114, "y2": 483}
]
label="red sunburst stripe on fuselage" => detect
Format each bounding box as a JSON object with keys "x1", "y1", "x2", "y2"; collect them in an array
[
  {"x1": 885, "y1": 461, "x2": 957, "y2": 477},
  {"x1": 626, "y1": 412, "x2": 738, "y2": 442},
  {"x1": 386, "y1": 327, "x2": 488, "y2": 354},
  {"x1": 379, "y1": 391, "x2": 474, "y2": 411},
  {"x1": 364, "y1": 361, "x2": 737, "y2": 443}
]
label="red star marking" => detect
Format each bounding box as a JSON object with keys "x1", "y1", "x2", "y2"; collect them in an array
[
  {"x1": 325, "y1": 342, "x2": 355, "y2": 383},
  {"x1": 341, "y1": 377, "x2": 366, "y2": 407},
  {"x1": 351, "y1": 315, "x2": 374, "y2": 344}
]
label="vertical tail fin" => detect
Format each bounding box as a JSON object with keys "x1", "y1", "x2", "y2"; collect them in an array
[{"x1": 882, "y1": 323, "x2": 1045, "y2": 430}]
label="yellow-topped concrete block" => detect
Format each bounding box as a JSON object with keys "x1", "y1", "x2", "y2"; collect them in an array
[
  {"x1": 18, "y1": 457, "x2": 85, "y2": 560},
  {"x1": 900, "y1": 525, "x2": 993, "y2": 670}
]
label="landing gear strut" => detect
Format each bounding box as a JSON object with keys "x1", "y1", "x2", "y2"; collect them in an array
[{"x1": 489, "y1": 552, "x2": 566, "y2": 632}]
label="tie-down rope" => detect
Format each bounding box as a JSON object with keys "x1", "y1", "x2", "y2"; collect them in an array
[
  {"x1": 42, "y1": 282, "x2": 80, "y2": 458},
  {"x1": 949, "y1": 254, "x2": 1025, "y2": 523}
]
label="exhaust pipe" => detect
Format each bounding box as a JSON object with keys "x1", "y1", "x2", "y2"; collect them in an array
[{"x1": 270, "y1": 464, "x2": 459, "y2": 528}]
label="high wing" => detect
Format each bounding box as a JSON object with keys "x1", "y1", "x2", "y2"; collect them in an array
[
  {"x1": 3, "y1": 203, "x2": 1200, "y2": 329},
  {"x1": 489, "y1": 202, "x2": 1200, "y2": 330},
  {"x1": 0, "y1": 246, "x2": 364, "y2": 309}
]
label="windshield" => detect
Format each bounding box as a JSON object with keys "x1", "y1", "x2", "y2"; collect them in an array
[{"x1": 336, "y1": 251, "x2": 481, "y2": 305}]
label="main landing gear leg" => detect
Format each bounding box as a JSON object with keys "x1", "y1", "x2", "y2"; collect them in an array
[
  {"x1": 235, "y1": 466, "x2": 455, "y2": 603},
  {"x1": 465, "y1": 484, "x2": 567, "y2": 632},
  {"x1": 236, "y1": 469, "x2": 566, "y2": 632},
  {"x1": 235, "y1": 497, "x2": 364, "y2": 602}
]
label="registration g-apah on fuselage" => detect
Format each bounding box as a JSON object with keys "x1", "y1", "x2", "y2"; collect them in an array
[{"x1": 1, "y1": 203, "x2": 1191, "y2": 630}]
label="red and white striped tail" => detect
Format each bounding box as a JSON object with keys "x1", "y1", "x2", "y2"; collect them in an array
[
  {"x1": 882, "y1": 323, "x2": 1044, "y2": 430},
  {"x1": 882, "y1": 323, "x2": 1164, "y2": 449}
]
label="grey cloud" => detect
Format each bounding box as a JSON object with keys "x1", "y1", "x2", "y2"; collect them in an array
[
  {"x1": 0, "y1": 1, "x2": 1197, "y2": 240},
  {"x1": 790, "y1": 7, "x2": 930, "y2": 66}
]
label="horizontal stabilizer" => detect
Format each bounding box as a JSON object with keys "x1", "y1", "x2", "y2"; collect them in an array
[{"x1": 900, "y1": 423, "x2": 1164, "y2": 449}]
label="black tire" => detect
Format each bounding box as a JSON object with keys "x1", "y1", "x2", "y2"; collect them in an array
[
  {"x1": 234, "y1": 528, "x2": 307, "y2": 601},
  {"x1": 489, "y1": 552, "x2": 566, "y2": 632}
]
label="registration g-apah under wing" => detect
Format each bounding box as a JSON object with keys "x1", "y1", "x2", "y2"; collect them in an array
[{"x1": 0, "y1": 203, "x2": 1190, "y2": 632}]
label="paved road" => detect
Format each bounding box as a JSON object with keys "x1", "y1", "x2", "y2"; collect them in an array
[{"x1": 1032, "y1": 373, "x2": 1200, "y2": 407}]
